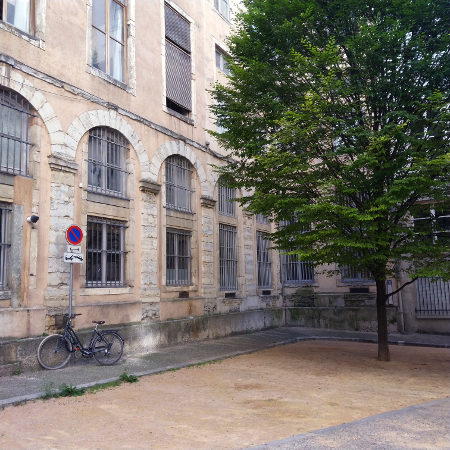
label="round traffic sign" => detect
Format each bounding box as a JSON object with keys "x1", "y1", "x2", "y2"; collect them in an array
[{"x1": 66, "y1": 225, "x2": 83, "y2": 245}]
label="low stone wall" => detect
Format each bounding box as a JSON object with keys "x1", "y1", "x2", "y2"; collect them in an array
[
  {"x1": 0, "y1": 308, "x2": 285, "y2": 376},
  {"x1": 286, "y1": 306, "x2": 398, "y2": 332}
]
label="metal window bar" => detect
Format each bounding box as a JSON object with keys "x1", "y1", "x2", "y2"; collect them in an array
[
  {"x1": 87, "y1": 127, "x2": 128, "y2": 198},
  {"x1": 0, "y1": 204, "x2": 11, "y2": 289},
  {"x1": 416, "y1": 277, "x2": 450, "y2": 316},
  {"x1": 340, "y1": 265, "x2": 372, "y2": 282},
  {"x1": 282, "y1": 251, "x2": 314, "y2": 283},
  {"x1": 165, "y1": 155, "x2": 194, "y2": 212},
  {"x1": 256, "y1": 213, "x2": 269, "y2": 224},
  {"x1": 218, "y1": 183, "x2": 235, "y2": 217},
  {"x1": 257, "y1": 232, "x2": 271, "y2": 288},
  {"x1": 0, "y1": 88, "x2": 33, "y2": 176},
  {"x1": 166, "y1": 228, "x2": 191, "y2": 286},
  {"x1": 219, "y1": 223, "x2": 237, "y2": 290},
  {"x1": 86, "y1": 217, "x2": 127, "y2": 287}
]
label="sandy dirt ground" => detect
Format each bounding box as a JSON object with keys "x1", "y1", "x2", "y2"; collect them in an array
[{"x1": 1, "y1": 340, "x2": 449, "y2": 450}]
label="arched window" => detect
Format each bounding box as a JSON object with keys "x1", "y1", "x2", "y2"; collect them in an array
[
  {"x1": 165, "y1": 155, "x2": 193, "y2": 212},
  {"x1": 88, "y1": 127, "x2": 128, "y2": 198},
  {"x1": 0, "y1": 87, "x2": 33, "y2": 176}
]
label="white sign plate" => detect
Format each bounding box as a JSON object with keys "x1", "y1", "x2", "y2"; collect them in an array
[
  {"x1": 63, "y1": 252, "x2": 84, "y2": 263},
  {"x1": 66, "y1": 245, "x2": 82, "y2": 253}
]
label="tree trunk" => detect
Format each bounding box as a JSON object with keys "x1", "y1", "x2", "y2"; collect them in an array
[{"x1": 375, "y1": 279, "x2": 390, "y2": 362}]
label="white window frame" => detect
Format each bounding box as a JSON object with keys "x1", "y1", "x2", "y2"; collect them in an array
[
  {"x1": 215, "y1": 47, "x2": 230, "y2": 75},
  {"x1": 214, "y1": 0, "x2": 229, "y2": 21}
]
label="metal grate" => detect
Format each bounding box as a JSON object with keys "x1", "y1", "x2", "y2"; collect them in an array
[
  {"x1": 282, "y1": 252, "x2": 314, "y2": 283},
  {"x1": 257, "y1": 232, "x2": 271, "y2": 288},
  {"x1": 166, "y1": 228, "x2": 191, "y2": 286},
  {"x1": 340, "y1": 265, "x2": 372, "y2": 282},
  {"x1": 219, "y1": 223, "x2": 237, "y2": 291},
  {"x1": 0, "y1": 204, "x2": 11, "y2": 289},
  {"x1": 88, "y1": 127, "x2": 128, "y2": 198},
  {"x1": 416, "y1": 277, "x2": 450, "y2": 316},
  {"x1": 256, "y1": 213, "x2": 269, "y2": 224},
  {"x1": 86, "y1": 217, "x2": 127, "y2": 287},
  {"x1": 218, "y1": 181, "x2": 235, "y2": 217},
  {"x1": 165, "y1": 155, "x2": 193, "y2": 212},
  {"x1": 0, "y1": 87, "x2": 33, "y2": 176},
  {"x1": 165, "y1": 4, "x2": 191, "y2": 52}
]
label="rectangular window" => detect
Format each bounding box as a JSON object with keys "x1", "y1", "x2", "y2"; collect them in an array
[
  {"x1": 218, "y1": 182, "x2": 235, "y2": 217},
  {"x1": 416, "y1": 277, "x2": 450, "y2": 316},
  {"x1": 257, "y1": 232, "x2": 271, "y2": 288},
  {"x1": 165, "y1": 3, "x2": 191, "y2": 116},
  {"x1": 91, "y1": 0, "x2": 126, "y2": 83},
  {"x1": 88, "y1": 127, "x2": 128, "y2": 198},
  {"x1": 0, "y1": 88, "x2": 32, "y2": 176},
  {"x1": 166, "y1": 228, "x2": 191, "y2": 286},
  {"x1": 0, "y1": 203, "x2": 11, "y2": 289},
  {"x1": 1, "y1": 0, "x2": 31, "y2": 33},
  {"x1": 86, "y1": 217, "x2": 126, "y2": 287},
  {"x1": 219, "y1": 223, "x2": 237, "y2": 290},
  {"x1": 256, "y1": 213, "x2": 269, "y2": 225},
  {"x1": 340, "y1": 264, "x2": 371, "y2": 282},
  {"x1": 214, "y1": 0, "x2": 229, "y2": 21},
  {"x1": 282, "y1": 253, "x2": 314, "y2": 283},
  {"x1": 215, "y1": 47, "x2": 230, "y2": 75},
  {"x1": 165, "y1": 155, "x2": 193, "y2": 212}
]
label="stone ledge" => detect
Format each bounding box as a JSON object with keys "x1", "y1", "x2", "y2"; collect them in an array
[
  {"x1": 200, "y1": 196, "x2": 216, "y2": 208},
  {"x1": 139, "y1": 179, "x2": 161, "y2": 195},
  {"x1": 48, "y1": 155, "x2": 78, "y2": 174}
]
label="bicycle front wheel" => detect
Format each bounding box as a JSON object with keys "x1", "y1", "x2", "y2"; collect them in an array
[
  {"x1": 37, "y1": 334, "x2": 71, "y2": 370},
  {"x1": 93, "y1": 332, "x2": 124, "y2": 365}
]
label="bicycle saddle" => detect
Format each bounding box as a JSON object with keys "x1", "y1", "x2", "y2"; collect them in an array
[{"x1": 92, "y1": 320, "x2": 105, "y2": 325}]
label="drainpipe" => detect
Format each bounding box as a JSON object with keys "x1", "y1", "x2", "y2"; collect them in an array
[
  {"x1": 280, "y1": 253, "x2": 286, "y2": 326},
  {"x1": 396, "y1": 276, "x2": 406, "y2": 334}
]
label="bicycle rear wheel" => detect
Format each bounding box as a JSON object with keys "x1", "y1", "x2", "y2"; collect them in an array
[
  {"x1": 93, "y1": 332, "x2": 124, "y2": 365},
  {"x1": 37, "y1": 334, "x2": 71, "y2": 370}
]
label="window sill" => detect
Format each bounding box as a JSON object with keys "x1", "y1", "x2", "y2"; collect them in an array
[
  {"x1": 85, "y1": 65, "x2": 135, "y2": 95},
  {"x1": 416, "y1": 314, "x2": 450, "y2": 319},
  {"x1": 336, "y1": 280, "x2": 376, "y2": 286},
  {"x1": 80, "y1": 287, "x2": 133, "y2": 296},
  {"x1": 0, "y1": 21, "x2": 44, "y2": 49},
  {"x1": 163, "y1": 106, "x2": 194, "y2": 125}
]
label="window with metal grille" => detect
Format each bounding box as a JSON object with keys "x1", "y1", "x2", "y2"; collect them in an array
[
  {"x1": 166, "y1": 228, "x2": 191, "y2": 286},
  {"x1": 214, "y1": 0, "x2": 229, "y2": 20},
  {"x1": 88, "y1": 127, "x2": 128, "y2": 198},
  {"x1": 219, "y1": 223, "x2": 237, "y2": 290},
  {"x1": 257, "y1": 232, "x2": 271, "y2": 288},
  {"x1": 1, "y1": 0, "x2": 32, "y2": 33},
  {"x1": 91, "y1": 0, "x2": 126, "y2": 82},
  {"x1": 411, "y1": 204, "x2": 450, "y2": 244},
  {"x1": 0, "y1": 204, "x2": 11, "y2": 289},
  {"x1": 218, "y1": 180, "x2": 235, "y2": 217},
  {"x1": 86, "y1": 217, "x2": 126, "y2": 287},
  {"x1": 256, "y1": 213, "x2": 269, "y2": 224},
  {"x1": 340, "y1": 264, "x2": 372, "y2": 282},
  {"x1": 416, "y1": 277, "x2": 450, "y2": 316},
  {"x1": 165, "y1": 3, "x2": 191, "y2": 116},
  {"x1": 165, "y1": 155, "x2": 193, "y2": 212},
  {"x1": 0, "y1": 87, "x2": 33, "y2": 176},
  {"x1": 215, "y1": 47, "x2": 230, "y2": 75}
]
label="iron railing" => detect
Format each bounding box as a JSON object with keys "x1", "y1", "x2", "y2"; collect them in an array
[
  {"x1": 416, "y1": 277, "x2": 450, "y2": 316},
  {"x1": 219, "y1": 223, "x2": 237, "y2": 290},
  {"x1": 166, "y1": 155, "x2": 194, "y2": 212},
  {"x1": 166, "y1": 228, "x2": 191, "y2": 286},
  {"x1": 257, "y1": 232, "x2": 271, "y2": 288}
]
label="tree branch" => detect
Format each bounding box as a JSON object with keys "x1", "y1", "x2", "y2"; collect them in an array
[{"x1": 386, "y1": 277, "x2": 418, "y2": 299}]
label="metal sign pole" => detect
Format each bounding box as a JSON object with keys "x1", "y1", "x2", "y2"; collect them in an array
[{"x1": 68, "y1": 263, "x2": 73, "y2": 317}]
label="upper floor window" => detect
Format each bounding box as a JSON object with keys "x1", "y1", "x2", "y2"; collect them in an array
[
  {"x1": 86, "y1": 216, "x2": 126, "y2": 287},
  {"x1": 88, "y1": 127, "x2": 128, "y2": 198},
  {"x1": 256, "y1": 213, "x2": 269, "y2": 225},
  {"x1": 340, "y1": 264, "x2": 372, "y2": 282},
  {"x1": 165, "y1": 155, "x2": 193, "y2": 213},
  {"x1": 218, "y1": 180, "x2": 235, "y2": 217},
  {"x1": 165, "y1": 3, "x2": 191, "y2": 116},
  {"x1": 215, "y1": 47, "x2": 230, "y2": 75},
  {"x1": 0, "y1": 88, "x2": 32, "y2": 176},
  {"x1": 1, "y1": 0, "x2": 31, "y2": 33},
  {"x1": 214, "y1": 0, "x2": 229, "y2": 21},
  {"x1": 412, "y1": 204, "x2": 450, "y2": 244},
  {"x1": 91, "y1": 0, "x2": 126, "y2": 83},
  {"x1": 0, "y1": 203, "x2": 11, "y2": 290}
]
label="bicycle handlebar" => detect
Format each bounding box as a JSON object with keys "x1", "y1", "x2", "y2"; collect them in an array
[{"x1": 64, "y1": 313, "x2": 82, "y2": 318}]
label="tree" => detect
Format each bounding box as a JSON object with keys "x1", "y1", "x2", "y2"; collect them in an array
[{"x1": 211, "y1": 0, "x2": 450, "y2": 361}]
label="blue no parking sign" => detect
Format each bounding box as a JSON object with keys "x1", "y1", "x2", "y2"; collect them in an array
[{"x1": 66, "y1": 225, "x2": 83, "y2": 245}]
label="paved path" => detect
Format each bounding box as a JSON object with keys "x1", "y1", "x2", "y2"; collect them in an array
[{"x1": 1, "y1": 326, "x2": 449, "y2": 408}]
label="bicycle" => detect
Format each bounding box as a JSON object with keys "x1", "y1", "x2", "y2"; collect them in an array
[{"x1": 37, "y1": 314, "x2": 124, "y2": 370}]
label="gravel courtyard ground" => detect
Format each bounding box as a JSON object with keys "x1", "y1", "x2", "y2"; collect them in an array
[{"x1": 1, "y1": 340, "x2": 449, "y2": 450}]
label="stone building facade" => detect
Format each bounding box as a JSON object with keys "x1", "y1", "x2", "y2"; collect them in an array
[{"x1": 0, "y1": 0, "x2": 447, "y2": 348}]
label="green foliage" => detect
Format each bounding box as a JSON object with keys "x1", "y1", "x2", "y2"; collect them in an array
[
  {"x1": 211, "y1": 0, "x2": 450, "y2": 284},
  {"x1": 11, "y1": 368, "x2": 23, "y2": 376},
  {"x1": 42, "y1": 380, "x2": 57, "y2": 399},
  {"x1": 119, "y1": 370, "x2": 139, "y2": 383},
  {"x1": 88, "y1": 380, "x2": 122, "y2": 393},
  {"x1": 58, "y1": 383, "x2": 85, "y2": 397}
]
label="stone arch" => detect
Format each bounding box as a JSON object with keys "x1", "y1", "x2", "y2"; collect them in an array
[
  {"x1": 150, "y1": 140, "x2": 212, "y2": 197},
  {"x1": 0, "y1": 69, "x2": 65, "y2": 158},
  {"x1": 64, "y1": 110, "x2": 151, "y2": 178}
]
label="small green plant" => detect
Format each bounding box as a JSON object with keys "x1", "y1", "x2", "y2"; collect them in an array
[
  {"x1": 119, "y1": 371, "x2": 138, "y2": 383},
  {"x1": 42, "y1": 380, "x2": 58, "y2": 399},
  {"x1": 11, "y1": 368, "x2": 23, "y2": 376},
  {"x1": 88, "y1": 380, "x2": 122, "y2": 393},
  {"x1": 58, "y1": 383, "x2": 85, "y2": 397}
]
